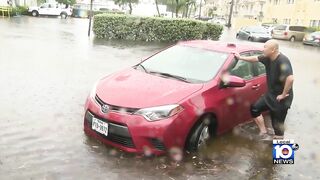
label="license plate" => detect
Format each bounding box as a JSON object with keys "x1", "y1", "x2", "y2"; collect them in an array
[{"x1": 92, "y1": 117, "x2": 108, "y2": 136}]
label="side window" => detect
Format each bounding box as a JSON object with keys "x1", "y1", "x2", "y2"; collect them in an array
[
  {"x1": 40, "y1": 4, "x2": 48, "y2": 8},
  {"x1": 274, "y1": 25, "x2": 287, "y2": 30},
  {"x1": 228, "y1": 53, "x2": 254, "y2": 80},
  {"x1": 252, "y1": 51, "x2": 266, "y2": 76}
]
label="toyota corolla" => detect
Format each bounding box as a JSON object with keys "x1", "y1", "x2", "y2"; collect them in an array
[{"x1": 83, "y1": 41, "x2": 267, "y2": 155}]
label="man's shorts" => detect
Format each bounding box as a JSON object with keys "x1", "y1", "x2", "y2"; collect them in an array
[{"x1": 250, "y1": 96, "x2": 288, "y2": 136}]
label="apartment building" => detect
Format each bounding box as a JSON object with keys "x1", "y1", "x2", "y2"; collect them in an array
[{"x1": 263, "y1": 0, "x2": 320, "y2": 27}]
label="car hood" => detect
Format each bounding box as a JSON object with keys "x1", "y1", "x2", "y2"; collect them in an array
[
  {"x1": 251, "y1": 32, "x2": 271, "y2": 37},
  {"x1": 96, "y1": 68, "x2": 204, "y2": 108}
]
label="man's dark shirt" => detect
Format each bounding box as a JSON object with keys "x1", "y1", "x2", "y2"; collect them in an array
[{"x1": 258, "y1": 53, "x2": 293, "y2": 111}]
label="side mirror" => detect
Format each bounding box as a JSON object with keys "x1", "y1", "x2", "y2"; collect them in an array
[{"x1": 221, "y1": 75, "x2": 246, "y2": 88}]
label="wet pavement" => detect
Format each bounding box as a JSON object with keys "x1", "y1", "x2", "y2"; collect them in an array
[{"x1": 0, "y1": 16, "x2": 320, "y2": 180}]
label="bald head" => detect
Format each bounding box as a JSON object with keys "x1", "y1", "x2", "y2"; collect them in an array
[{"x1": 263, "y1": 39, "x2": 280, "y2": 58}]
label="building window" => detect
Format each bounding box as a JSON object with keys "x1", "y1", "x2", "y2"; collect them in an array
[
  {"x1": 315, "y1": 0, "x2": 320, "y2": 2},
  {"x1": 310, "y1": 20, "x2": 320, "y2": 27},
  {"x1": 274, "y1": 0, "x2": 280, "y2": 5},
  {"x1": 272, "y1": 18, "x2": 278, "y2": 23},
  {"x1": 287, "y1": 0, "x2": 294, "y2": 4},
  {"x1": 283, "y1": 18, "x2": 291, "y2": 24}
]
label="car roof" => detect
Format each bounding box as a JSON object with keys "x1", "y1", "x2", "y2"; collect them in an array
[{"x1": 178, "y1": 40, "x2": 263, "y2": 54}]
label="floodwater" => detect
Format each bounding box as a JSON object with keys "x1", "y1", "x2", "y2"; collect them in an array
[{"x1": 0, "y1": 16, "x2": 320, "y2": 180}]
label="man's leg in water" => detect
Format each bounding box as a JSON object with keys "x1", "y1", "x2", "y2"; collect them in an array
[
  {"x1": 254, "y1": 115, "x2": 267, "y2": 135},
  {"x1": 270, "y1": 109, "x2": 288, "y2": 139},
  {"x1": 250, "y1": 97, "x2": 269, "y2": 135}
]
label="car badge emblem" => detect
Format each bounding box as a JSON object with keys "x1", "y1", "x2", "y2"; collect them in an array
[{"x1": 101, "y1": 104, "x2": 109, "y2": 114}]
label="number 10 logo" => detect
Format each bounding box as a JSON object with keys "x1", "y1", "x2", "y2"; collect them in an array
[{"x1": 273, "y1": 140, "x2": 298, "y2": 164}]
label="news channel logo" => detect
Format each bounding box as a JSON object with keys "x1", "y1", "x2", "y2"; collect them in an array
[{"x1": 273, "y1": 139, "x2": 299, "y2": 164}]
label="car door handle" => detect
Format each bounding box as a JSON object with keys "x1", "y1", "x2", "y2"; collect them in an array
[{"x1": 252, "y1": 84, "x2": 260, "y2": 90}]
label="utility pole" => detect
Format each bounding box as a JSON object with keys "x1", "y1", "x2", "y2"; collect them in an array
[
  {"x1": 227, "y1": 0, "x2": 234, "y2": 28},
  {"x1": 198, "y1": 0, "x2": 203, "y2": 18},
  {"x1": 88, "y1": 0, "x2": 93, "y2": 37}
]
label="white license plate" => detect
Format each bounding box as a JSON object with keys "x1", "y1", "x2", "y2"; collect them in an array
[{"x1": 92, "y1": 117, "x2": 109, "y2": 136}]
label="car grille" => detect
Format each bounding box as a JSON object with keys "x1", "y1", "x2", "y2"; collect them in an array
[
  {"x1": 150, "y1": 138, "x2": 166, "y2": 151},
  {"x1": 95, "y1": 95, "x2": 139, "y2": 114},
  {"x1": 85, "y1": 111, "x2": 135, "y2": 148}
]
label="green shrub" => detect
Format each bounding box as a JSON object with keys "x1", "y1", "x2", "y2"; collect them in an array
[
  {"x1": 306, "y1": 27, "x2": 320, "y2": 33},
  {"x1": 1, "y1": 6, "x2": 29, "y2": 16},
  {"x1": 93, "y1": 10, "x2": 124, "y2": 16},
  {"x1": 13, "y1": 6, "x2": 28, "y2": 15},
  {"x1": 93, "y1": 14, "x2": 223, "y2": 42}
]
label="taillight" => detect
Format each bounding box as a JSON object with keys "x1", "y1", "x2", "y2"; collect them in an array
[{"x1": 284, "y1": 32, "x2": 288, "y2": 36}]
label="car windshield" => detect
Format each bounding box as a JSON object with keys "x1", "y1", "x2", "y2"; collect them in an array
[{"x1": 137, "y1": 45, "x2": 228, "y2": 83}]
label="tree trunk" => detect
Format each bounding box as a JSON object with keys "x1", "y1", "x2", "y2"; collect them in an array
[
  {"x1": 175, "y1": 0, "x2": 179, "y2": 17},
  {"x1": 129, "y1": 0, "x2": 132, "y2": 14},
  {"x1": 188, "y1": 4, "x2": 194, "y2": 18},
  {"x1": 155, "y1": 0, "x2": 160, "y2": 16},
  {"x1": 185, "y1": 5, "x2": 189, "y2": 18},
  {"x1": 171, "y1": 0, "x2": 174, "y2": 18}
]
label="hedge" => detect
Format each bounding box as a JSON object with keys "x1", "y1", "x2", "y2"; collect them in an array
[
  {"x1": 93, "y1": 14, "x2": 223, "y2": 42},
  {"x1": 1, "y1": 6, "x2": 28, "y2": 16}
]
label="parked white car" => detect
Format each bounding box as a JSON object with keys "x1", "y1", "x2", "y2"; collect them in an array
[{"x1": 28, "y1": 3, "x2": 72, "y2": 19}]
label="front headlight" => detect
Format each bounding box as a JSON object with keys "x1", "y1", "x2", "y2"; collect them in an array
[
  {"x1": 134, "y1": 104, "x2": 184, "y2": 121},
  {"x1": 89, "y1": 81, "x2": 98, "y2": 99}
]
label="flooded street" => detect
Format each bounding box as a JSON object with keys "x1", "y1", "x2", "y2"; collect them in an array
[{"x1": 1, "y1": 16, "x2": 320, "y2": 179}]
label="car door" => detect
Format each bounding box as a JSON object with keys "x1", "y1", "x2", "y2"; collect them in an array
[
  {"x1": 238, "y1": 28, "x2": 246, "y2": 39},
  {"x1": 212, "y1": 52, "x2": 256, "y2": 126},
  {"x1": 38, "y1": 3, "x2": 49, "y2": 15},
  {"x1": 272, "y1": 25, "x2": 287, "y2": 39},
  {"x1": 47, "y1": 4, "x2": 57, "y2": 15},
  {"x1": 240, "y1": 27, "x2": 250, "y2": 39},
  {"x1": 251, "y1": 51, "x2": 267, "y2": 98}
]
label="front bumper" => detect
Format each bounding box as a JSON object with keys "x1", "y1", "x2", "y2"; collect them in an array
[
  {"x1": 83, "y1": 96, "x2": 192, "y2": 155},
  {"x1": 303, "y1": 40, "x2": 320, "y2": 46},
  {"x1": 254, "y1": 37, "x2": 271, "y2": 42}
]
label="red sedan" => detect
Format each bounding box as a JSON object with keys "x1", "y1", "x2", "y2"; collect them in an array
[{"x1": 84, "y1": 41, "x2": 267, "y2": 155}]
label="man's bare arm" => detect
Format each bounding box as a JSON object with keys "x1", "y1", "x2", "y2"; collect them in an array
[
  {"x1": 283, "y1": 75, "x2": 294, "y2": 95},
  {"x1": 277, "y1": 75, "x2": 294, "y2": 101},
  {"x1": 233, "y1": 52, "x2": 259, "y2": 62}
]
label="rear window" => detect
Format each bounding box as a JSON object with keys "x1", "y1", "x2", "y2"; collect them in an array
[
  {"x1": 274, "y1": 25, "x2": 287, "y2": 30},
  {"x1": 289, "y1": 26, "x2": 306, "y2": 32}
]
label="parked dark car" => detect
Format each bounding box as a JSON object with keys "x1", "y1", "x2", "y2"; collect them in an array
[
  {"x1": 303, "y1": 31, "x2": 320, "y2": 46},
  {"x1": 236, "y1": 26, "x2": 272, "y2": 42}
]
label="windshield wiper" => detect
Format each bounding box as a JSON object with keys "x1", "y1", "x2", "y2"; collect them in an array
[
  {"x1": 135, "y1": 64, "x2": 148, "y2": 73},
  {"x1": 149, "y1": 71, "x2": 190, "y2": 83}
]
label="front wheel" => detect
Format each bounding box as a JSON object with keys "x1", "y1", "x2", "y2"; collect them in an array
[
  {"x1": 31, "y1": 10, "x2": 38, "y2": 17},
  {"x1": 186, "y1": 115, "x2": 215, "y2": 152},
  {"x1": 248, "y1": 36, "x2": 254, "y2": 42},
  {"x1": 60, "y1": 13, "x2": 67, "y2": 19}
]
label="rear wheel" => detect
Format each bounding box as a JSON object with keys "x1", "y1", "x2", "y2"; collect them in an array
[
  {"x1": 289, "y1": 36, "x2": 295, "y2": 42},
  {"x1": 31, "y1": 10, "x2": 38, "y2": 17},
  {"x1": 186, "y1": 115, "x2": 216, "y2": 152},
  {"x1": 60, "y1": 12, "x2": 67, "y2": 19}
]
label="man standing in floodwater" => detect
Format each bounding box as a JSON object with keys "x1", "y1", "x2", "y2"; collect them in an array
[{"x1": 234, "y1": 40, "x2": 294, "y2": 140}]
